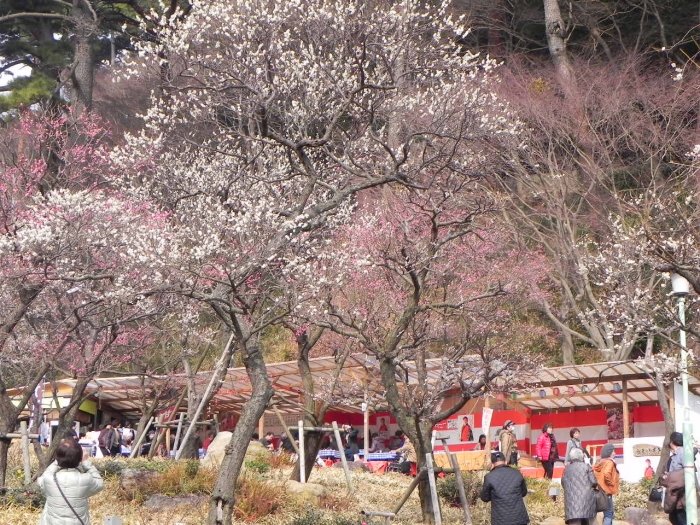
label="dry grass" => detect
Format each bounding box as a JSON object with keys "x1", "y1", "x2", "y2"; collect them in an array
[{"x1": 0, "y1": 446, "x2": 654, "y2": 525}]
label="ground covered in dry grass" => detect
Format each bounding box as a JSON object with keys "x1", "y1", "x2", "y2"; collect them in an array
[{"x1": 0, "y1": 446, "x2": 653, "y2": 525}]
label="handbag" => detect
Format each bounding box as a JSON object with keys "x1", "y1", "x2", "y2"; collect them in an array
[
  {"x1": 595, "y1": 488, "x2": 610, "y2": 512},
  {"x1": 649, "y1": 486, "x2": 664, "y2": 502}
]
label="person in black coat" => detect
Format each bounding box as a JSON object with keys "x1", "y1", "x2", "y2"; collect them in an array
[{"x1": 480, "y1": 451, "x2": 530, "y2": 525}]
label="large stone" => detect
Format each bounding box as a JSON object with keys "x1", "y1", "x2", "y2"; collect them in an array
[
  {"x1": 200, "y1": 431, "x2": 232, "y2": 469},
  {"x1": 538, "y1": 518, "x2": 565, "y2": 525},
  {"x1": 119, "y1": 468, "x2": 161, "y2": 493},
  {"x1": 625, "y1": 507, "x2": 657, "y2": 525},
  {"x1": 201, "y1": 433, "x2": 271, "y2": 470},
  {"x1": 144, "y1": 494, "x2": 207, "y2": 510},
  {"x1": 285, "y1": 480, "x2": 327, "y2": 506},
  {"x1": 332, "y1": 461, "x2": 370, "y2": 472}
]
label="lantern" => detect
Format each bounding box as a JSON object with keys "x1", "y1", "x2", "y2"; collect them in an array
[
  {"x1": 613, "y1": 383, "x2": 622, "y2": 393},
  {"x1": 552, "y1": 387, "x2": 560, "y2": 396},
  {"x1": 567, "y1": 386, "x2": 575, "y2": 396},
  {"x1": 497, "y1": 392, "x2": 505, "y2": 401},
  {"x1": 598, "y1": 384, "x2": 605, "y2": 393},
  {"x1": 581, "y1": 385, "x2": 589, "y2": 393},
  {"x1": 539, "y1": 389, "x2": 546, "y2": 398},
  {"x1": 510, "y1": 392, "x2": 518, "y2": 400}
]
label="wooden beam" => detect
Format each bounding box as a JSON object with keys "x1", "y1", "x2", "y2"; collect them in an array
[{"x1": 622, "y1": 380, "x2": 630, "y2": 439}]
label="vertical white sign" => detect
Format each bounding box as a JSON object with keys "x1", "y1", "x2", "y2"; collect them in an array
[{"x1": 482, "y1": 407, "x2": 493, "y2": 436}]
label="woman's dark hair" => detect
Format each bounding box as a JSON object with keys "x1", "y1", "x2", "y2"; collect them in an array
[
  {"x1": 478, "y1": 434, "x2": 486, "y2": 442},
  {"x1": 570, "y1": 427, "x2": 580, "y2": 438},
  {"x1": 56, "y1": 438, "x2": 83, "y2": 468},
  {"x1": 542, "y1": 422, "x2": 553, "y2": 433}
]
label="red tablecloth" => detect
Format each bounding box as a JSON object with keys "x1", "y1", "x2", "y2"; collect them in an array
[{"x1": 366, "y1": 460, "x2": 389, "y2": 474}]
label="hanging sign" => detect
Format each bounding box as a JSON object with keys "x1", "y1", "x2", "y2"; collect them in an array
[{"x1": 482, "y1": 407, "x2": 493, "y2": 435}]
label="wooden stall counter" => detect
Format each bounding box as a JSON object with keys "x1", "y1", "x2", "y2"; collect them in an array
[{"x1": 433, "y1": 449, "x2": 487, "y2": 471}]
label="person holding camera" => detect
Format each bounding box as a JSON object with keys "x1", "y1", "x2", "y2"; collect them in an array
[{"x1": 38, "y1": 438, "x2": 104, "y2": 525}]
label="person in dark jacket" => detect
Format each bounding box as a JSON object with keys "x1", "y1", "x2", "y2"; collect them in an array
[
  {"x1": 561, "y1": 448, "x2": 598, "y2": 524},
  {"x1": 479, "y1": 451, "x2": 530, "y2": 525}
]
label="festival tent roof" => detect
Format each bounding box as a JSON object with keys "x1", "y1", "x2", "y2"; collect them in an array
[{"x1": 12, "y1": 357, "x2": 698, "y2": 418}]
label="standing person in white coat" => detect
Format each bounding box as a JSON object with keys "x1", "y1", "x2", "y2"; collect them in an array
[{"x1": 38, "y1": 438, "x2": 104, "y2": 525}]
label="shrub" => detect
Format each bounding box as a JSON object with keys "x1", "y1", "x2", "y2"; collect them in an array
[
  {"x1": 0, "y1": 485, "x2": 45, "y2": 509},
  {"x1": 244, "y1": 458, "x2": 270, "y2": 474},
  {"x1": 122, "y1": 462, "x2": 217, "y2": 502},
  {"x1": 95, "y1": 459, "x2": 126, "y2": 479},
  {"x1": 288, "y1": 508, "x2": 360, "y2": 525},
  {"x1": 437, "y1": 471, "x2": 483, "y2": 506},
  {"x1": 185, "y1": 460, "x2": 200, "y2": 478},
  {"x1": 234, "y1": 474, "x2": 285, "y2": 522}
]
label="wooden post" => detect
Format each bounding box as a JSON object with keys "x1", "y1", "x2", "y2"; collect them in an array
[
  {"x1": 298, "y1": 419, "x2": 306, "y2": 484},
  {"x1": 332, "y1": 421, "x2": 354, "y2": 493},
  {"x1": 148, "y1": 414, "x2": 165, "y2": 459},
  {"x1": 272, "y1": 405, "x2": 299, "y2": 455},
  {"x1": 173, "y1": 412, "x2": 185, "y2": 455},
  {"x1": 425, "y1": 453, "x2": 442, "y2": 525},
  {"x1": 258, "y1": 416, "x2": 265, "y2": 440},
  {"x1": 129, "y1": 416, "x2": 155, "y2": 458},
  {"x1": 483, "y1": 398, "x2": 492, "y2": 469},
  {"x1": 392, "y1": 470, "x2": 425, "y2": 514},
  {"x1": 622, "y1": 380, "x2": 630, "y2": 439},
  {"x1": 363, "y1": 389, "x2": 370, "y2": 460},
  {"x1": 20, "y1": 421, "x2": 31, "y2": 486},
  {"x1": 440, "y1": 438, "x2": 473, "y2": 525}
]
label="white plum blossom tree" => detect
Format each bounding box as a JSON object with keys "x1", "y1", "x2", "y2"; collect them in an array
[{"x1": 115, "y1": 0, "x2": 522, "y2": 522}]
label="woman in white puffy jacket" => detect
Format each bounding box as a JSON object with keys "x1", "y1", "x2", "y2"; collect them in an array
[{"x1": 38, "y1": 437, "x2": 104, "y2": 525}]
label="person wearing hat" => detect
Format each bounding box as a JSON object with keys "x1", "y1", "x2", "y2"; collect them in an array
[
  {"x1": 499, "y1": 420, "x2": 518, "y2": 466},
  {"x1": 480, "y1": 451, "x2": 530, "y2": 525},
  {"x1": 593, "y1": 443, "x2": 619, "y2": 525},
  {"x1": 660, "y1": 431, "x2": 698, "y2": 525}
]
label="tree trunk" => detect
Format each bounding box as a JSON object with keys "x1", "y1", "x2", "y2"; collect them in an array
[
  {"x1": 542, "y1": 0, "x2": 576, "y2": 96},
  {"x1": 415, "y1": 423, "x2": 439, "y2": 524},
  {"x1": 653, "y1": 368, "x2": 674, "y2": 479},
  {"x1": 0, "y1": 396, "x2": 19, "y2": 486},
  {"x1": 289, "y1": 326, "x2": 328, "y2": 483},
  {"x1": 206, "y1": 346, "x2": 274, "y2": 525},
  {"x1": 292, "y1": 430, "x2": 324, "y2": 481},
  {"x1": 69, "y1": 1, "x2": 96, "y2": 118}
]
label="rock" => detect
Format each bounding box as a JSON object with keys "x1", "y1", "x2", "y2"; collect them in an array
[
  {"x1": 332, "y1": 461, "x2": 370, "y2": 472},
  {"x1": 625, "y1": 507, "x2": 657, "y2": 525},
  {"x1": 119, "y1": 468, "x2": 161, "y2": 492},
  {"x1": 285, "y1": 480, "x2": 327, "y2": 506},
  {"x1": 538, "y1": 518, "x2": 565, "y2": 525},
  {"x1": 144, "y1": 494, "x2": 207, "y2": 510},
  {"x1": 200, "y1": 431, "x2": 232, "y2": 469},
  {"x1": 200, "y1": 433, "x2": 271, "y2": 470}
]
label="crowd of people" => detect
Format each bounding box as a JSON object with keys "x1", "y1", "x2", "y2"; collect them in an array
[
  {"x1": 34, "y1": 415, "x2": 699, "y2": 525},
  {"x1": 481, "y1": 419, "x2": 700, "y2": 525}
]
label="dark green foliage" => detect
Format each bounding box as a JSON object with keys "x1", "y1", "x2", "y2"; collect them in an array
[
  {"x1": 288, "y1": 508, "x2": 360, "y2": 525},
  {"x1": 244, "y1": 458, "x2": 271, "y2": 474},
  {"x1": 0, "y1": 484, "x2": 45, "y2": 509},
  {"x1": 437, "y1": 471, "x2": 483, "y2": 506}
]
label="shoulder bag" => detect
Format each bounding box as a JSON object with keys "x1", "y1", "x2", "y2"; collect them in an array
[
  {"x1": 595, "y1": 487, "x2": 610, "y2": 512},
  {"x1": 649, "y1": 486, "x2": 664, "y2": 502},
  {"x1": 53, "y1": 470, "x2": 86, "y2": 525}
]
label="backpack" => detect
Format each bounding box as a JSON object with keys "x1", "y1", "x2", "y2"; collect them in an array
[{"x1": 98, "y1": 428, "x2": 113, "y2": 449}]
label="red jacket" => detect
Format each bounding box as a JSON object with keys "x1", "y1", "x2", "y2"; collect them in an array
[{"x1": 536, "y1": 432, "x2": 552, "y2": 460}]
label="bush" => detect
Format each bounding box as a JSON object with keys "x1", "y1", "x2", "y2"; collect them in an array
[
  {"x1": 0, "y1": 485, "x2": 45, "y2": 509},
  {"x1": 234, "y1": 474, "x2": 285, "y2": 522},
  {"x1": 244, "y1": 458, "x2": 270, "y2": 474},
  {"x1": 288, "y1": 508, "x2": 360, "y2": 525},
  {"x1": 437, "y1": 471, "x2": 483, "y2": 506},
  {"x1": 121, "y1": 462, "x2": 217, "y2": 502}
]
